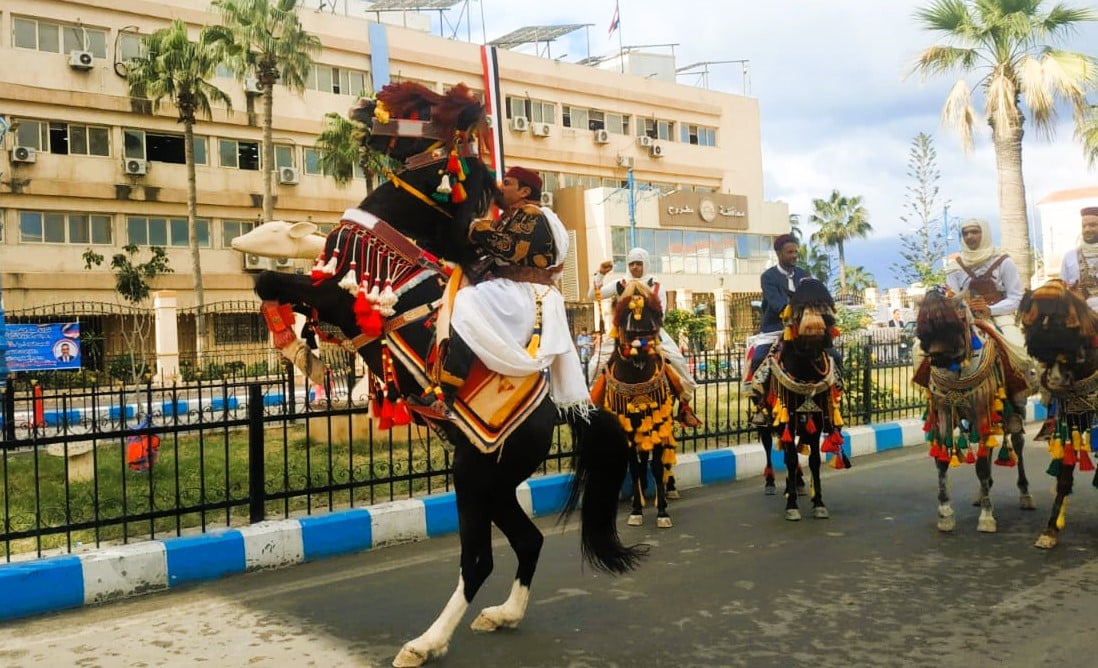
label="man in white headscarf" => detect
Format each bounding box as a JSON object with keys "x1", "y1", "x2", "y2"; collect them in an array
[
  {"x1": 945, "y1": 217, "x2": 1032, "y2": 434},
  {"x1": 589, "y1": 246, "x2": 702, "y2": 427},
  {"x1": 1059, "y1": 206, "x2": 1098, "y2": 311}
]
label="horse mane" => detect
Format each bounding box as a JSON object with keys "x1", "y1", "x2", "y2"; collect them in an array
[
  {"x1": 915, "y1": 288, "x2": 968, "y2": 353},
  {"x1": 612, "y1": 279, "x2": 663, "y2": 328},
  {"x1": 1020, "y1": 279, "x2": 1098, "y2": 363}
]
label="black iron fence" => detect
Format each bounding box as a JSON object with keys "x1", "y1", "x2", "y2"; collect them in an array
[{"x1": 0, "y1": 336, "x2": 924, "y2": 561}]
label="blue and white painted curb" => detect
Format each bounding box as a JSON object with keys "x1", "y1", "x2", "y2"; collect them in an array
[{"x1": 0, "y1": 407, "x2": 1046, "y2": 624}]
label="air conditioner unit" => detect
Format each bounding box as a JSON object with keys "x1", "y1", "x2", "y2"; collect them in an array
[
  {"x1": 244, "y1": 76, "x2": 262, "y2": 95},
  {"x1": 124, "y1": 158, "x2": 147, "y2": 176},
  {"x1": 278, "y1": 166, "x2": 300, "y2": 185},
  {"x1": 273, "y1": 257, "x2": 293, "y2": 269},
  {"x1": 509, "y1": 116, "x2": 529, "y2": 132},
  {"x1": 593, "y1": 129, "x2": 610, "y2": 144},
  {"x1": 637, "y1": 135, "x2": 654, "y2": 148},
  {"x1": 539, "y1": 192, "x2": 554, "y2": 207},
  {"x1": 616, "y1": 155, "x2": 634, "y2": 168},
  {"x1": 649, "y1": 142, "x2": 665, "y2": 158},
  {"x1": 68, "y1": 50, "x2": 94, "y2": 69},
  {"x1": 531, "y1": 122, "x2": 551, "y2": 137},
  {"x1": 243, "y1": 253, "x2": 269, "y2": 271},
  {"x1": 11, "y1": 146, "x2": 37, "y2": 164}
]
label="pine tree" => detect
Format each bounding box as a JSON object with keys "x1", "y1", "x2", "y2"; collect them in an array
[{"x1": 891, "y1": 133, "x2": 949, "y2": 287}]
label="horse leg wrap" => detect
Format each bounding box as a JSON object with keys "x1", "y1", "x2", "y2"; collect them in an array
[{"x1": 261, "y1": 300, "x2": 298, "y2": 349}]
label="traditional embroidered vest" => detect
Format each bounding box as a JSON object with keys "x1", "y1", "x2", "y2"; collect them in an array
[
  {"x1": 958, "y1": 255, "x2": 1008, "y2": 304},
  {"x1": 1076, "y1": 249, "x2": 1098, "y2": 296}
]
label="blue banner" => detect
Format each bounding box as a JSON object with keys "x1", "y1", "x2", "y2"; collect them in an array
[{"x1": 6, "y1": 323, "x2": 81, "y2": 372}]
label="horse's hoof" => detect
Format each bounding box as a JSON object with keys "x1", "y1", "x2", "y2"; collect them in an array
[
  {"x1": 977, "y1": 517, "x2": 997, "y2": 533},
  {"x1": 1034, "y1": 532, "x2": 1058, "y2": 549},
  {"x1": 470, "y1": 610, "x2": 518, "y2": 632},
  {"x1": 785, "y1": 508, "x2": 801, "y2": 521},
  {"x1": 627, "y1": 513, "x2": 643, "y2": 526},
  {"x1": 937, "y1": 506, "x2": 955, "y2": 532},
  {"x1": 666, "y1": 490, "x2": 680, "y2": 500},
  {"x1": 1019, "y1": 493, "x2": 1036, "y2": 510},
  {"x1": 813, "y1": 506, "x2": 830, "y2": 519},
  {"x1": 656, "y1": 516, "x2": 673, "y2": 528},
  {"x1": 764, "y1": 482, "x2": 776, "y2": 496},
  {"x1": 394, "y1": 642, "x2": 442, "y2": 668}
]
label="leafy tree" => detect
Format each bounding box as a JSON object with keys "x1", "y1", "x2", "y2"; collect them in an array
[
  {"x1": 83, "y1": 245, "x2": 173, "y2": 384},
  {"x1": 798, "y1": 240, "x2": 833, "y2": 285},
  {"x1": 911, "y1": 0, "x2": 1098, "y2": 286},
  {"x1": 809, "y1": 189, "x2": 873, "y2": 294},
  {"x1": 839, "y1": 265, "x2": 877, "y2": 296},
  {"x1": 314, "y1": 109, "x2": 397, "y2": 193},
  {"x1": 663, "y1": 309, "x2": 715, "y2": 353},
  {"x1": 211, "y1": 0, "x2": 321, "y2": 221},
  {"x1": 127, "y1": 19, "x2": 231, "y2": 361},
  {"x1": 891, "y1": 132, "x2": 950, "y2": 286}
]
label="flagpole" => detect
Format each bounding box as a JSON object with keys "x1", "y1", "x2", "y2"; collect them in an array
[{"x1": 616, "y1": 2, "x2": 624, "y2": 73}]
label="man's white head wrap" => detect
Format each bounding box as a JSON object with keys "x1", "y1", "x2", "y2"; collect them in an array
[
  {"x1": 627, "y1": 247, "x2": 649, "y2": 270},
  {"x1": 958, "y1": 218, "x2": 997, "y2": 267}
]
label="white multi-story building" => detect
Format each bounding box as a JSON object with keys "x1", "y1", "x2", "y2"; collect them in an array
[{"x1": 0, "y1": 0, "x2": 788, "y2": 358}]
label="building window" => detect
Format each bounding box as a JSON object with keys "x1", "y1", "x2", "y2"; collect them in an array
[
  {"x1": 127, "y1": 216, "x2": 210, "y2": 248},
  {"x1": 218, "y1": 139, "x2": 260, "y2": 170},
  {"x1": 562, "y1": 106, "x2": 592, "y2": 130},
  {"x1": 47, "y1": 122, "x2": 110, "y2": 156},
  {"x1": 19, "y1": 211, "x2": 113, "y2": 245},
  {"x1": 611, "y1": 226, "x2": 771, "y2": 275},
  {"x1": 124, "y1": 129, "x2": 208, "y2": 165},
  {"x1": 274, "y1": 144, "x2": 295, "y2": 169},
  {"x1": 222, "y1": 220, "x2": 256, "y2": 249},
  {"x1": 681, "y1": 123, "x2": 717, "y2": 147},
  {"x1": 13, "y1": 17, "x2": 107, "y2": 58},
  {"x1": 213, "y1": 313, "x2": 268, "y2": 345},
  {"x1": 639, "y1": 118, "x2": 675, "y2": 142},
  {"x1": 561, "y1": 173, "x2": 600, "y2": 189},
  {"x1": 13, "y1": 119, "x2": 47, "y2": 150},
  {"x1": 604, "y1": 112, "x2": 630, "y2": 135},
  {"x1": 506, "y1": 97, "x2": 555, "y2": 124},
  {"x1": 307, "y1": 65, "x2": 367, "y2": 96},
  {"x1": 117, "y1": 32, "x2": 145, "y2": 62}
]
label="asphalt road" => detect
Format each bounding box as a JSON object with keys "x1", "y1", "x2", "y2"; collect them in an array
[{"x1": 4, "y1": 441, "x2": 1098, "y2": 668}]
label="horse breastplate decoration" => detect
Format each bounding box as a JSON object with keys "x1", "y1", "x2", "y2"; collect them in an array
[{"x1": 604, "y1": 359, "x2": 676, "y2": 452}]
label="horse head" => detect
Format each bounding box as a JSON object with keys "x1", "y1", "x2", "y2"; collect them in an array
[
  {"x1": 784, "y1": 278, "x2": 837, "y2": 355},
  {"x1": 915, "y1": 286, "x2": 972, "y2": 371},
  {"x1": 1020, "y1": 279, "x2": 1098, "y2": 388},
  {"x1": 612, "y1": 279, "x2": 664, "y2": 363},
  {"x1": 347, "y1": 81, "x2": 498, "y2": 261}
]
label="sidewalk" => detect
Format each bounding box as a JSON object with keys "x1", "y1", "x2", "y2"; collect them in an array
[{"x1": 0, "y1": 402, "x2": 1048, "y2": 625}]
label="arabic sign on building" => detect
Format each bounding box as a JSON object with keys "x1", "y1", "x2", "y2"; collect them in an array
[
  {"x1": 658, "y1": 191, "x2": 750, "y2": 230},
  {"x1": 6, "y1": 322, "x2": 82, "y2": 372}
]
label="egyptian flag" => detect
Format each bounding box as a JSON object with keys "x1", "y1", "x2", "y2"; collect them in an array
[{"x1": 609, "y1": 1, "x2": 620, "y2": 37}]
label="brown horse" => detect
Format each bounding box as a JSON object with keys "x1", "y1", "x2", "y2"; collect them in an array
[
  {"x1": 751, "y1": 279, "x2": 848, "y2": 521},
  {"x1": 1019, "y1": 280, "x2": 1098, "y2": 549},
  {"x1": 913, "y1": 287, "x2": 1035, "y2": 534},
  {"x1": 592, "y1": 279, "x2": 680, "y2": 528}
]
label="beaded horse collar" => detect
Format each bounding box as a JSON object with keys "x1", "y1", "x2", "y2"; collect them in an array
[{"x1": 770, "y1": 348, "x2": 837, "y2": 397}]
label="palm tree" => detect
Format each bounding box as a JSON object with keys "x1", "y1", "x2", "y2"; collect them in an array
[
  {"x1": 808, "y1": 189, "x2": 873, "y2": 294},
  {"x1": 314, "y1": 110, "x2": 396, "y2": 194},
  {"x1": 1078, "y1": 103, "x2": 1098, "y2": 167},
  {"x1": 211, "y1": 0, "x2": 320, "y2": 221},
  {"x1": 911, "y1": 0, "x2": 1098, "y2": 287},
  {"x1": 839, "y1": 265, "x2": 877, "y2": 297},
  {"x1": 127, "y1": 19, "x2": 232, "y2": 362},
  {"x1": 798, "y1": 240, "x2": 833, "y2": 285}
]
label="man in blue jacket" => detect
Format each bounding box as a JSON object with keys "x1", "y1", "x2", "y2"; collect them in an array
[{"x1": 748, "y1": 233, "x2": 809, "y2": 379}]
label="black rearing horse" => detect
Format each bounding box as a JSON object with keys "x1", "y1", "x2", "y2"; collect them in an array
[{"x1": 248, "y1": 82, "x2": 643, "y2": 667}]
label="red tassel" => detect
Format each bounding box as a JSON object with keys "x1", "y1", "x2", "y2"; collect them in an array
[
  {"x1": 976, "y1": 444, "x2": 990, "y2": 458},
  {"x1": 377, "y1": 414, "x2": 393, "y2": 430},
  {"x1": 363, "y1": 308, "x2": 384, "y2": 337},
  {"x1": 381, "y1": 397, "x2": 394, "y2": 419},
  {"x1": 830, "y1": 454, "x2": 845, "y2": 470},
  {"x1": 979, "y1": 422, "x2": 990, "y2": 437},
  {"x1": 392, "y1": 399, "x2": 412, "y2": 426},
  {"x1": 446, "y1": 151, "x2": 460, "y2": 173},
  {"x1": 965, "y1": 449, "x2": 976, "y2": 464},
  {"x1": 451, "y1": 181, "x2": 467, "y2": 203},
  {"x1": 1064, "y1": 445, "x2": 1077, "y2": 467},
  {"x1": 781, "y1": 424, "x2": 793, "y2": 443},
  {"x1": 1080, "y1": 450, "x2": 1095, "y2": 472},
  {"x1": 354, "y1": 291, "x2": 373, "y2": 332},
  {"x1": 371, "y1": 392, "x2": 382, "y2": 417},
  {"x1": 804, "y1": 415, "x2": 817, "y2": 435},
  {"x1": 929, "y1": 443, "x2": 942, "y2": 459}
]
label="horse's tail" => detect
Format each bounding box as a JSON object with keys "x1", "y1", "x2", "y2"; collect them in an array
[{"x1": 560, "y1": 408, "x2": 647, "y2": 574}]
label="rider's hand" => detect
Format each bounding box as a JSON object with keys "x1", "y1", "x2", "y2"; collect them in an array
[
  {"x1": 968, "y1": 296, "x2": 991, "y2": 318},
  {"x1": 598, "y1": 260, "x2": 613, "y2": 275}
]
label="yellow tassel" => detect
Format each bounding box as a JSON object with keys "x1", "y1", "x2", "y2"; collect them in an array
[
  {"x1": 949, "y1": 454, "x2": 961, "y2": 467},
  {"x1": 783, "y1": 327, "x2": 794, "y2": 341},
  {"x1": 525, "y1": 332, "x2": 540, "y2": 357},
  {"x1": 1056, "y1": 497, "x2": 1069, "y2": 530},
  {"x1": 1049, "y1": 438, "x2": 1063, "y2": 460},
  {"x1": 832, "y1": 407, "x2": 843, "y2": 427},
  {"x1": 1072, "y1": 430, "x2": 1083, "y2": 449},
  {"x1": 373, "y1": 101, "x2": 390, "y2": 124},
  {"x1": 780, "y1": 305, "x2": 791, "y2": 320}
]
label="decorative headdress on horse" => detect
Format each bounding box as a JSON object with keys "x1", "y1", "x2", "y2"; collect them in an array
[
  {"x1": 782, "y1": 278, "x2": 838, "y2": 342},
  {"x1": 612, "y1": 279, "x2": 663, "y2": 357}
]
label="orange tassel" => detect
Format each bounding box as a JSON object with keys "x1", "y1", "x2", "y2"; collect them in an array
[{"x1": 451, "y1": 181, "x2": 467, "y2": 203}]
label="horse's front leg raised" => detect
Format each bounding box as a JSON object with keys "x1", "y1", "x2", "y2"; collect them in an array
[
  {"x1": 470, "y1": 493, "x2": 544, "y2": 631},
  {"x1": 975, "y1": 454, "x2": 996, "y2": 532},
  {"x1": 936, "y1": 459, "x2": 955, "y2": 532},
  {"x1": 807, "y1": 439, "x2": 828, "y2": 519},
  {"x1": 1035, "y1": 462, "x2": 1075, "y2": 549},
  {"x1": 783, "y1": 443, "x2": 802, "y2": 521}
]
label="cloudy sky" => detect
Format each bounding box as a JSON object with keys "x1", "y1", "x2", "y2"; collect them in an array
[{"x1": 411, "y1": 0, "x2": 1098, "y2": 287}]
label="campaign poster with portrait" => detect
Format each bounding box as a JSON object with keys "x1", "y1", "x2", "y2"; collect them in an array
[{"x1": 6, "y1": 322, "x2": 81, "y2": 371}]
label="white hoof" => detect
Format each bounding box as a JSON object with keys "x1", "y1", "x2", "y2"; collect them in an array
[
  {"x1": 937, "y1": 505, "x2": 955, "y2": 532},
  {"x1": 1019, "y1": 493, "x2": 1036, "y2": 510},
  {"x1": 1034, "y1": 532, "x2": 1058, "y2": 549},
  {"x1": 785, "y1": 508, "x2": 801, "y2": 521},
  {"x1": 656, "y1": 516, "x2": 673, "y2": 528},
  {"x1": 627, "y1": 513, "x2": 643, "y2": 526},
  {"x1": 470, "y1": 609, "x2": 518, "y2": 632},
  {"x1": 813, "y1": 506, "x2": 830, "y2": 519},
  {"x1": 394, "y1": 642, "x2": 443, "y2": 668},
  {"x1": 977, "y1": 516, "x2": 997, "y2": 533},
  {"x1": 666, "y1": 489, "x2": 680, "y2": 500}
]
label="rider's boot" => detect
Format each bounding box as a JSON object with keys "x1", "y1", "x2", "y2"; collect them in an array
[{"x1": 677, "y1": 401, "x2": 703, "y2": 428}]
